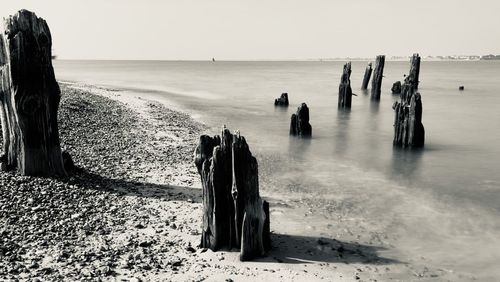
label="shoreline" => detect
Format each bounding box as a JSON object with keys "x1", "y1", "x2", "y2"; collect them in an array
[{"x1": 0, "y1": 82, "x2": 472, "y2": 281}]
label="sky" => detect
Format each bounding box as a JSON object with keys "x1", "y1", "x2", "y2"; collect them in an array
[{"x1": 1, "y1": 0, "x2": 499, "y2": 60}]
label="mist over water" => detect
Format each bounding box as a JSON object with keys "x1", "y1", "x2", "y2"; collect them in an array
[{"x1": 54, "y1": 60, "x2": 500, "y2": 278}]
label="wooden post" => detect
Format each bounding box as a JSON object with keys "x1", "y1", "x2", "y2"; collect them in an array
[
  {"x1": 391, "y1": 81, "x2": 402, "y2": 94},
  {"x1": 408, "y1": 53, "x2": 421, "y2": 90},
  {"x1": 392, "y1": 54, "x2": 425, "y2": 148},
  {"x1": 361, "y1": 62, "x2": 372, "y2": 90},
  {"x1": 289, "y1": 103, "x2": 312, "y2": 137},
  {"x1": 194, "y1": 126, "x2": 270, "y2": 261},
  {"x1": 0, "y1": 10, "x2": 66, "y2": 176},
  {"x1": 371, "y1": 55, "x2": 385, "y2": 99},
  {"x1": 338, "y1": 62, "x2": 352, "y2": 108},
  {"x1": 274, "y1": 93, "x2": 289, "y2": 106}
]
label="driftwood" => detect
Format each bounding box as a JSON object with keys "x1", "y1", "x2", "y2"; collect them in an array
[
  {"x1": 338, "y1": 62, "x2": 352, "y2": 108},
  {"x1": 361, "y1": 62, "x2": 372, "y2": 90},
  {"x1": 393, "y1": 54, "x2": 425, "y2": 148},
  {"x1": 194, "y1": 126, "x2": 270, "y2": 261},
  {"x1": 0, "y1": 10, "x2": 67, "y2": 176},
  {"x1": 391, "y1": 81, "x2": 402, "y2": 94},
  {"x1": 274, "y1": 93, "x2": 289, "y2": 106},
  {"x1": 290, "y1": 103, "x2": 312, "y2": 137},
  {"x1": 371, "y1": 55, "x2": 385, "y2": 99}
]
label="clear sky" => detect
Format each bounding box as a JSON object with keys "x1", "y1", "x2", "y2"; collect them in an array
[{"x1": 1, "y1": 0, "x2": 499, "y2": 60}]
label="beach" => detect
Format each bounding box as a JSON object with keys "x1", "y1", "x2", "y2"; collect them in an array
[{"x1": 1, "y1": 82, "x2": 476, "y2": 281}]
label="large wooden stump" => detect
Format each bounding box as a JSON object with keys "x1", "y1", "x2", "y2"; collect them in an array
[
  {"x1": 371, "y1": 55, "x2": 385, "y2": 99},
  {"x1": 393, "y1": 54, "x2": 425, "y2": 148},
  {"x1": 290, "y1": 103, "x2": 312, "y2": 137},
  {"x1": 338, "y1": 62, "x2": 352, "y2": 108},
  {"x1": 361, "y1": 62, "x2": 372, "y2": 90},
  {"x1": 0, "y1": 10, "x2": 66, "y2": 176},
  {"x1": 194, "y1": 126, "x2": 270, "y2": 261}
]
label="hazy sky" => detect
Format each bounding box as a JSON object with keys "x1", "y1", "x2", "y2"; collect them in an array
[{"x1": 2, "y1": 0, "x2": 499, "y2": 60}]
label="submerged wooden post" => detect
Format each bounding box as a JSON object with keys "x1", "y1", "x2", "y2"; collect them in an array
[
  {"x1": 391, "y1": 81, "x2": 402, "y2": 94},
  {"x1": 393, "y1": 54, "x2": 425, "y2": 148},
  {"x1": 194, "y1": 126, "x2": 270, "y2": 261},
  {"x1": 290, "y1": 103, "x2": 312, "y2": 137},
  {"x1": 274, "y1": 93, "x2": 289, "y2": 106},
  {"x1": 338, "y1": 62, "x2": 352, "y2": 108},
  {"x1": 361, "y1": 62, "x2": 372, "y2": 90},
  {"x1": 0, "y1": 10, "x2": 66, "y2": 176},
  {"x1": 371, "y1": 55, "x2": 385, "y2": 99}
]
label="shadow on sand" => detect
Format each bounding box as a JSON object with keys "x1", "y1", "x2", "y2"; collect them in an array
[
  {"x1": 62, "y1": 167, "x2": 202, "y2": 203},
  {"x1": 256, "y1": 233, "x2": 399, "y2": 265}
]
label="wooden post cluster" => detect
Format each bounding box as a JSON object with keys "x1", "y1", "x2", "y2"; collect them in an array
[
  {"x1": 361, "y1": 62, "x2": 372, "y2": 90},
  {"x1": 194, "y1": 126, "x2": 271, "y2": 261},
  {"x1": 370, "y1": 55, "x2": 385, "y2": 99},
  {"x1": 338, "y1": 62, "x2": 352, "y2": 108},
  {"x1": 0, "y1": 10, "x2": 67, "y2": 176},
  {"x1": 393, "y1": 54, "x2": 425, "y2": 148},
  {"x1": 274, "y1": 93, "x2": 289, "y2": 106},
  {"x1": 290, "y1": 103, "x2": 312, "y2": 137}
]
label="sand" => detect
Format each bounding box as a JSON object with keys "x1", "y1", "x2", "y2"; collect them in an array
[{"x1": 0, "y1": 83, "x2": 471, "y2": 281}]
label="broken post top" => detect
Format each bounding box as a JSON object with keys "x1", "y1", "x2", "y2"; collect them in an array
[
  {"x1": 340, "y1": 62, "x2": 352, "y2": 84},
  {"x1": 405, "y1": 53, "x2": 421, "y2": 90}
]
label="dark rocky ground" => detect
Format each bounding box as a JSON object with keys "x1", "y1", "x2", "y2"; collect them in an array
[{"x1": 0, "y1": 85, "x2": 205, "y2": 281}]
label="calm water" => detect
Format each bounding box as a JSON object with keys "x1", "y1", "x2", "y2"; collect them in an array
[{"x1": 54, "y1": 60, "x2": 500, "y2": 278}]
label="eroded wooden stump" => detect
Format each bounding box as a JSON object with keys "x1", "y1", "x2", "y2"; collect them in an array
[
  {"x1": 371, "y1": 55, "x2": 385, "y2": 99},
  {"x1": 361, "y1": 62, "x2": 372, "y2": 90},
  {"x1": 393, "y1": 54, "x2": 425, "y2": 148},
  {"x1": 338, "y1": 62, "x2": 352, "y2": 108},
  {"x1": 391, "y1": 81, "x2": 402, "y2": 94},
  {"x1": 0, "y1": 10, "x2": 67, "y2": 176},
  {"x1": 194, "y1": 126, "x2": 270, "y2": 261},
  {"x1": 274, "y1": 93, "x2": 289, "y2": 106},
  {"x1": 290, "y1": 103, "x2": 312, "y2": 137}
]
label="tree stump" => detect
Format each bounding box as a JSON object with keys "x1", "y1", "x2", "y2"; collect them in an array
[
  {"x1": 391, "y1": 81, "x2": 402, "y2": 94},
  {"x1": 393, "y1": 54, "x2": 425, "y2": 148},
  {"x1": 338, "y1": 62, "x2": 352, "y2": 108},
  {"x1": 290, "y1": 103, "x2": 312, "y2": 137},
  {"x1": 361, "y1": 62, "x2": 372, "y2": 90},
  {"x1": 0, "y1": 10, "x2": 67, "y2": 176},
  {"x1": 371, "y1": 55, "x2": 385, "y2": 99},
  {"x1": 194, "y1": 126, "x2": 270, "y2": 261},
  {"x1": 274, "y1": 93, "x2": 289, "y2": 106}
]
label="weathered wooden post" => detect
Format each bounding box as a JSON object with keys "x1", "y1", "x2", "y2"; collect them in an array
[
  {"x1": 0, "y1": 10, "x2": 67, "y2": 176},
  {"x1": 274, "y1": 93, "x2": 289, "y2": 106},
  {"x1": 371, "y1": 55, "x2": 385, "y2": 99},
  {"x1": 361, "y1": 62, "x2": 372, "y2": 90},
  {"x1": 391, "y1": 81, "x2": 402, "y2": 94},
  {"x1": 392, "y1": 54, "x2": 425, "y2": 148},
  {"x1": 408, "y1": 53, "x2": 421, "y2": 90},
  {"x1": 338, "y1": 62, "x2": 352, "y2": 108},
  {"x1": 194, "y1": 126, "x2": 271, "y2": 261},
  {"x1": 290, "y1": 103, "x2": 312, "y2": 137}
]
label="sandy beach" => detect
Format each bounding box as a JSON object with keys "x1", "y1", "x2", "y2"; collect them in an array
[{"x1": 0, "y1": 82, "x2": 476, "y2": 281}]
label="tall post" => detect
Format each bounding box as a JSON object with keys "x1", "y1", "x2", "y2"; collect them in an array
[
  {"x1": 338, "y1": 62, "x2": 352, "y2": 108},
  {"x1": 0, "y1": 10, "x2": 66, "y2": 176},
  {"x1": 371, "y1": 55, "x2": 385, "y2": 99},
  {"x1": 361, "y1": 62, "x2": 372, "y2": 90}
]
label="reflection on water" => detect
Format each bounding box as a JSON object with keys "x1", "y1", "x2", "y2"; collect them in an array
[
  {"x1": 390, "y1": 146, "x2": 424, "y2": 182},
  {"x1": 334, "y1": 109, "x2": 350, "y2": 156}
]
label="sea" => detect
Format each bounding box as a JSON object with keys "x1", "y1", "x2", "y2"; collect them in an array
[{"x1": 54, "y1": 60, "x2": 500, "y2": 279}]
